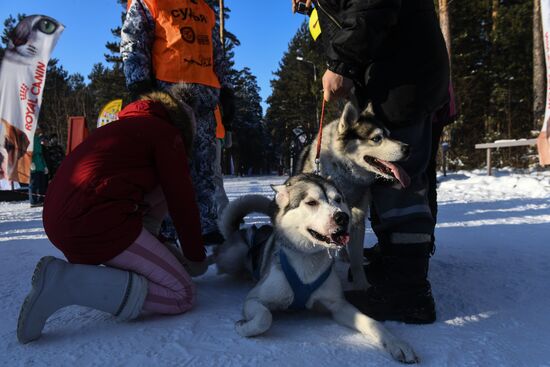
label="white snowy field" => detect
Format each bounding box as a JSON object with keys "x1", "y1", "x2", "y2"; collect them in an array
[{"x1": 1, "y1": 169, "x2": 549, "y2": 367}]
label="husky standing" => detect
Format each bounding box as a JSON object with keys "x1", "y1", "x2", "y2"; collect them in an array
[
  {"x1": 216, "y1": 173, "x2": 418, "y2": 364},
  {"x1": 297, "y1": 102, "x2": 410, "y2": 291}
]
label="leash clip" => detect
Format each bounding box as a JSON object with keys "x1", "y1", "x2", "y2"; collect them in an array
[
  {"x1": 313, "y1": 99, "x2": 326, "y2": 177},
  {"x1": 314, "y1": 158, "x2": 321, "y2": 175}
]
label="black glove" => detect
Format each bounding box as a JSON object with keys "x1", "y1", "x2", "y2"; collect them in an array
[
  {"x1": 128, "y1": 79, "x2": 154, "y2": 101},
  {"x1": 219, "y1": 87, "x2": 236, "y2": 131}
]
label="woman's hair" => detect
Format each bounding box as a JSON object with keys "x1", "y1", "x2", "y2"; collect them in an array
[{"x1": 139, "y1": 90, "x2": 196, "y2": 155}]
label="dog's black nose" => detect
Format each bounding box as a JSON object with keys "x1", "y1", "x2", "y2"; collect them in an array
[
  {"x1": 401, "y1": 144, "x2": 410, "y2": 157},
  {"x1": 334, "y1": 212, "x2": 349, "y2": 227}
]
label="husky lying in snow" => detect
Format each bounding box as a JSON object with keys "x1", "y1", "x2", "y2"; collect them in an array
[
  {"x1": 296, "y1": 102, "x2": 411, "y2": 290},
  {"x1": 215, "y1": 173, "x2": 418, "y2": 364}
]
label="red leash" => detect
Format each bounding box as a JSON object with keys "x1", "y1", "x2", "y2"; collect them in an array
[{"x1": 314, "y1": 99, "x2": 326, "y2": 175}]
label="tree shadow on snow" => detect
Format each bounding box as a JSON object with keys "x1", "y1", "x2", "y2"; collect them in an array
[{"x1": 429, "y1": 197, "x2": 550, "y2": 324}]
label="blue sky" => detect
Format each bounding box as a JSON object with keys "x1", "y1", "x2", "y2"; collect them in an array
[{"x1": 0, "y1": 0, "x2": 308, "y2": 112}]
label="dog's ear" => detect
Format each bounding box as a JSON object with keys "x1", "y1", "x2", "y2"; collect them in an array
[
  {"x1": 338, "y1": 101, "x2": 359, "y2": 134},
  {"x1": 361, "y1": 102, "x2": 375, "y2": 116},
  {"x1": 271, "y1": 184, "x2": 289, "y2": 208}
]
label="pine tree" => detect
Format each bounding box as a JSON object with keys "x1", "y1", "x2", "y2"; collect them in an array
[
  {"x1": 0, "y1": 14, "x2": 23, "y2": 63},
  {"x1": 265, "y1": 22, "x2": 341, "y2": 173},
  {"x1": 230, "y1": 67, "x2": 266, "y2": 174}
]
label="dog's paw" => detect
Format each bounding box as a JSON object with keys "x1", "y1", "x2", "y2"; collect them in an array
[
  {"x1": 235, "y1": 319, "x2": 256, "y2": 337},
  {"x1": 235, "y1": 316, "x2": 271, "y2": 337},
  {"x1": 383, "y1": 338, "x2": 419, "y2": 364}
]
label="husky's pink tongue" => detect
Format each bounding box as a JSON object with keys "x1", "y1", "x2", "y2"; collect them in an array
[
  {"x1": 376, "y1": 159, "x2": 411, "y2": 188},
  {"x1": 331, "y1": 233, "x2": 350, "y2": 246}
]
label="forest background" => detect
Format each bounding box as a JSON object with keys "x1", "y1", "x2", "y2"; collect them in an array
[{"x1": 0, "y1": 0, "x2": 544, "y2": 174}]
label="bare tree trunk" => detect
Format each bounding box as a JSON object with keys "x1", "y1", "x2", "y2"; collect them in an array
[
  {"x1": 491, "y1": 0, "x2": 500, "y2": 36},
  {"x1": 438, "y1": 0, "x2": 452, "y2": 64},
  {"x1": 533, "y1": 0, "x2": 546, "y2": 131},
  {"x1": 219, "y1": 0, "x2": 225, "y2": 54}
]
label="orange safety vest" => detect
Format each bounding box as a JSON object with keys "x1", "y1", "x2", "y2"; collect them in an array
[
  {"x1": 214, "y1": 105, "x2": 225, "y2": 139},
  {"x1": 130, "y1": 0, "x2": 221, "y2": 88}
]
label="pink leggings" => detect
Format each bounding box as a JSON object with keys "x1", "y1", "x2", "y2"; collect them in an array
[{"x1": 105, "y1": 187, "x2": 195, "y2": 315}]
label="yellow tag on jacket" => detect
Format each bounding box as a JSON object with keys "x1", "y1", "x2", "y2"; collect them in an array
[{"x1": 138, "y1": 0, "x2": 221, "y2": 88}]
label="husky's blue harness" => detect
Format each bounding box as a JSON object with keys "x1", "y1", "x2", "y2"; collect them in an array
[
  {"x1": 279, "y1": 249, "x2": 333, "y2": 310},
  {"x1": 241, "y1": 225, "x2": 273, "y2": 281}
]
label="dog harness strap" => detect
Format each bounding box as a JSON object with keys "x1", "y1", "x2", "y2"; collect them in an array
[
  {"x1": 279, "y1": 249, "x2": 333, "y2": 310},
  {"x1": 242, "y1": 225, "x2": 274, "y2": 281}
]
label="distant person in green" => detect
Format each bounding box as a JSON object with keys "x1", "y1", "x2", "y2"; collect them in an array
[
  {"x1": 29, "y1": 129, "x2": 48, "y2": 207},
  {"x1": 42, "y1": 133, "x2": 65, "y2": 182}
]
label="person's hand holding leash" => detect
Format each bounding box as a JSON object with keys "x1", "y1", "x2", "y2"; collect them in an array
[
  {"x1": 292, "y1": 0, "x2": 313, "y2": 14},
  {"x1": 322, "y1": 69, "x2": 354, "y2": 102}
]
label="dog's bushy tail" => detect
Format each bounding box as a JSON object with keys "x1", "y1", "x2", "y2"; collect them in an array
[{"x1": 219, "y1": 195, "x2": 272, "y2": 239}]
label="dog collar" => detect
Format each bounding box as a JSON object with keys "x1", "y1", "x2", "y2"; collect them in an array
[{"x1": 279, "y1": 249, "x2": 333, "y2": 310}]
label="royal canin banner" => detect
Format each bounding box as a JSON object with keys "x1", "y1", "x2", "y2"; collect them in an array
[
  {"x1": 0, "y1": 15, "x2": 64, "y2": 183},
  {"x1": 540, "y1": 1, "x2": 550, "y2": 166}
]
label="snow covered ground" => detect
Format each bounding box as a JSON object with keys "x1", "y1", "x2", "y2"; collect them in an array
[{"x1": 1, "y1": 169, "x2": 549, "y2": 366}]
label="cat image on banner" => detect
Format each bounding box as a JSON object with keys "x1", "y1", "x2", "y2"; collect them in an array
[{"x1": 0, "y1": 15, "x2": 64, "y2": 184}]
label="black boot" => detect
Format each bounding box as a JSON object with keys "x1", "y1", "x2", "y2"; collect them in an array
[{"x1": 345, "y1": 242, "x2": 436, "y2": 324}]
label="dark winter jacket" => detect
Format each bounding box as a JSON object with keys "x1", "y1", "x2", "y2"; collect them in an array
[
  {"x1": 43, "y1": 100, "x2": 206, "y2": 265},
  {"x1": 315, "y1": 0, "x2": 450, "y2": 125},
  {"x1": 43, "y1": 143, "x2": 65, "y2": 179}
]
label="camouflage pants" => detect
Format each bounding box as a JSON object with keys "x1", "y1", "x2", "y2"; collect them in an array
[{"x1": 159, "y1": 81, "x2": 220, "y2": 235}]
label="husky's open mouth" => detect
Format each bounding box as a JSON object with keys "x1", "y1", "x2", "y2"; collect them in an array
[
  {"x1": 307, "y1": 228, "x2": 350, "y2": 247},
  {"x1": 363, "y1": 156, "x2": 411, "y2": 188}
]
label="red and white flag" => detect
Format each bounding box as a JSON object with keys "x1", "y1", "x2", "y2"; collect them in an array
[
  {"x1": 540, "y1": 1, "x2": 550, "y2": 166},
  {"x1": 0, "y1": 15, "x2": 64, "y2": 183}
]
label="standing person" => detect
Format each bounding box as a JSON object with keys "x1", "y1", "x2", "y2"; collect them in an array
[
  {"x1": 213, "y1": 87, "x2": 235, "y2": 216},
  {"x1": 42, "y1": 133, "x2": 65, "y2": 182},
  {"x1": 293, "y1": 0, "x2": 450, "y2": 324},
  {"x1": 29, "y1": 129, "x2": 48, "y2": 207},
  {"x1": 121, "y1": 0, "x2": 232, "y2": 245},
  {"x1": 17, "y1": 91, "x2": 208, "y2": 344}
]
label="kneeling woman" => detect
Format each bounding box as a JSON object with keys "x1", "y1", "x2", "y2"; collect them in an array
[{"x1": 17, "y1": 90, "x2": 208, "y2": 343}]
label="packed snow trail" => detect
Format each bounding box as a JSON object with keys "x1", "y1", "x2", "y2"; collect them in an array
[{"x1": 1, "y1": 170, "x2": 549, "y2": 366}]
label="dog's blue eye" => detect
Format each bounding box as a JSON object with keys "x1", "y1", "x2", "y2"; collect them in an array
[
  {"x1": 306, "y1": 200, "x2": 318, "y2": 206},
  {"x1": 371, "y1": 136, "x2": 382, "y2": 143},
  {"x1": 334, "y1": 197, "x2": 342, "y2": 204}
]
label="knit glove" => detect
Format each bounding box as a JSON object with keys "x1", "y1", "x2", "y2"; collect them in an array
[
  {"x1": 219, "y1": 87, "x2": 235, "y2": 130},
  {"x1": 182, "y1": 256, "x2": 209, "y2": 277}
]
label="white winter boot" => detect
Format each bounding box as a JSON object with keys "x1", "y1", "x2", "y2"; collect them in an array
[{"x1": 17, "y1": 256, "x2": 148, "y2": 344}]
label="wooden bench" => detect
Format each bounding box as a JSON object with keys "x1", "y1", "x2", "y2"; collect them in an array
[{"x1": 474, "y1": 139, "x2": 538, "y2": 175}]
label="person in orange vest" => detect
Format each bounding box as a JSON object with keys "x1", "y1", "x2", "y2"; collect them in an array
[
  {"x1": 213, "y1": 85, "x2": 235, "y2": 215},
  {"x1": 213, "y1": 105, "x2": 228, "y2": 214},
  {"x1": 121, "y1": 0, "x2": 233, "y2": 245}
]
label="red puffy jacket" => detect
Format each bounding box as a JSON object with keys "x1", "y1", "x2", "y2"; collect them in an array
[{"x1": 43, "y1": 100, "x2": 205, "y2": 264}]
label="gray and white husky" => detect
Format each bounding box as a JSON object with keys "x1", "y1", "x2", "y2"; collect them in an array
[
  {"x1": 297, "y1": 102, "x2": 411, "y2": 290},
  {"x1": 215, "y1": 173, "x2": 418, "y2": 364}
]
